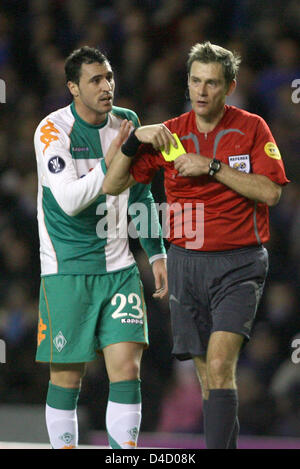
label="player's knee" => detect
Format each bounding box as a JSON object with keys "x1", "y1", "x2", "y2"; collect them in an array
[
  {"x1": 50, "y1": 363, "x2": 86, "y2": 388},
  {"x1": 111, "y1": 360, "x2": 141, "y2": 382},
  {"x1": 123, "y1": 359, "x2": 141, "y2": 381},
  {"x1": 207, "y1": 357, "x2": 235, "y2": 388}
]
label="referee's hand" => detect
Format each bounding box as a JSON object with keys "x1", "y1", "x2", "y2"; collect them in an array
[
  {"x1": 135, "y1": 124, "x2": 177, "y2": 154},
  {"x1": 174, "y1": 153, "x2": 210, "y2": 177}
]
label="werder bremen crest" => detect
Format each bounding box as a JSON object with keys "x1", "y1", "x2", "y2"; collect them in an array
[
  {"x1": 128, "y1": 426, "x2": 138, "y2": 444},
  {"x1": 59, "y1": 432, "x2": 74, "y2": 445},
  {"x1": 122, "y1": 425, "x2": 139, "y2": 448},
  {"x1": 53, "y1": 331, "x2": 67, "y2": 352}
]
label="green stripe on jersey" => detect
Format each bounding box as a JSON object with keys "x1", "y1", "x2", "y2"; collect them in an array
[
  {"x1": 39, "y1": 104, "x2": 151, "y2": 276},
  {"x1": 70, "y1": 103, "x2": 104, "y2": 159},
  {"x1": 42, "y1": 186, "x2": 109, "y2": 274},
  {"x1": 111, "y1": 106, "x2": 140, "y2": 128}
]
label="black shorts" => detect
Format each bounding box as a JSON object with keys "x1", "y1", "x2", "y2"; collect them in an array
[{"x1": 167, "y1": 244, "x2": 269, "y2": 360}]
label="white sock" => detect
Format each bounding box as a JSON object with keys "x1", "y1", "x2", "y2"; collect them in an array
[
  {"x1": 106, "y1": 401, "x2": 142, "y2": 449},
  {"x1": 46, "y1": 404, "x2": 78, "y2": 449}
]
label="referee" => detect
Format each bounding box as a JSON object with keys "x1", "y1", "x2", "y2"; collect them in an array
[{"x1": 102, "y1": 41, "x2": 290, "y2": 449}]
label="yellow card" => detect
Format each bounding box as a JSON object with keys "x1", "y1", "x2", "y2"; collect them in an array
[{"x1": 161, "y1": 133, "x2": 186, "y2": 161}]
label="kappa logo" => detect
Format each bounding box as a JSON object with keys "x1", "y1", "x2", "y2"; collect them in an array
[
  {"x1": 121, "y1": 318, "x2": 143, "y2": 325},
  {"x1": 37, "y1": 316, "x2": 47, "y2": 347},
  {"x1": 53, "y1": 331, "x2": 67, "y2": 352},
  {"x1": 48, "y1": 156, "x2": 66, "y2": 174},
  {"x1": 72, "y1": 146, "x2": 89, "y2": 152},
  {"x1": 40, "y1": 120, "x2": 60, "y2": 154}
]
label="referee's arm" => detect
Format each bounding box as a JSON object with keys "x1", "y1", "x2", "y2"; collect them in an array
[
  {"x1": 174, "y1": 153, "x2": 282, "y2": 206},
  {"x1": 213, "y1": 163, "x2": 282, "y2": 206}
]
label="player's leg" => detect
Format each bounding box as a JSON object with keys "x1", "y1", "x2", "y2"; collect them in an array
[
  {"x1": 103, "y1": 342, "x2": 144, "y2": 449},
  {"x1": 36, "y1": 275, "x2": 100, "y2": 449},
  {"x1": 46, "y1": 363, "x2": 86, "y2": 449},
  {"x1": 96, "y1": 265, "x2": 148, "y2": 449},
  {"x1": 204, "y1": 330, "x2": 243, "y2": 449}
]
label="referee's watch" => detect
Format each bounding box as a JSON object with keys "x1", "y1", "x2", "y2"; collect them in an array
[{"x1": 208, "y1": 158, "x2": 221, "y2": 177}]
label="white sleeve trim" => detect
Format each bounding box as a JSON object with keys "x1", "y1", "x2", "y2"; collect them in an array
[{"x1": 149, "y1": 253, "x2": 167, "y2": 265}]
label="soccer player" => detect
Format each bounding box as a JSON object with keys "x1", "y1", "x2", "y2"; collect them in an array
[
  {"x1": 102, "y1": 42, "x2": 290, "y2": 449},
  {"x1": 34, "y1": 46, "x2": 174, "y2": 449}
]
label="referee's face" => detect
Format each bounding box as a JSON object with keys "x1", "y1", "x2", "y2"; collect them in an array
[
  {"x1": 188, "y1": 61, "x2": 235, "y2": 122},
  {"x1": 69, "y1": 61, "x2": 115, "y2": 124}
]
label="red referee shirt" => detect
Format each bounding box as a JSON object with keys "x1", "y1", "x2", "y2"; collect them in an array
[{"x1": 130, "y1": 105, "x2": 290, "y2": 251}]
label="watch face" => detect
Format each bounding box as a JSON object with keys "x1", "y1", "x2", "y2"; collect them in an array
[
  {"x1": 210, "y1": 160, "x2": 220, "y2": 170},
  {"x1": 209, "y1": 159, "x2": 221, "y2": 175}
]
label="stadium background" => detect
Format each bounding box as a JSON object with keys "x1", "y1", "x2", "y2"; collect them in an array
[{"x1": 0, "y1": 0, "x2": 299, "y2": 448}]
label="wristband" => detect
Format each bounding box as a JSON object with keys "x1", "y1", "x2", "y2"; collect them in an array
[{"x1": 121, "y1": 129, "x2": 141, "y2": 157}]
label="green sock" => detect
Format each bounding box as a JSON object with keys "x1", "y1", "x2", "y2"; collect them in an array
[
  {"x1": 46, "y1": 381, "x2": 80, "y2": 410},
  {"x1": 46, "y1": 381, "x2": 80, "y2": 449}
]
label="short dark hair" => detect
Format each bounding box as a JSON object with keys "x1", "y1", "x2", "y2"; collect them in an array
[
  {"x1": 187, "y1": 41, "x2": 241, "y2": 86},
  {"x1": 65, "y1": 46, "x2": 109, "y2": 84}
]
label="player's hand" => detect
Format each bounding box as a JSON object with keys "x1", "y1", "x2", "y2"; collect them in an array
[
  {"x1": 135, "y1": 124, "x2": 177, "y2": 154},
  {"x1": 105, "y1": 119, "x2": 133, "y2": 167},
  {"x1": 152, "y1": 258, "x2": 168, "y2": 299},
  {"x1": 174, "y1": 153, "x2": 210, "y2": 177}
]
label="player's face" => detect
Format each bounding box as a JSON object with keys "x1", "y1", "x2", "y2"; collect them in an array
[
  {"x1": 72, "y1": 61, "x2": 115, "y2": 121},
  {"x1": 188, "y1": 61, "x2": 235, "y2": 121}
]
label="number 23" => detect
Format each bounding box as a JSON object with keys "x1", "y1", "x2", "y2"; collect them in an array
[{"x1": 111, "y1": 293, "x2": 144, "y2": 319}]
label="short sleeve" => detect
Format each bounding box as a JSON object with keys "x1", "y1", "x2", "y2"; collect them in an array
[{"x1": 251, "y1": 117, "x2": 290, "y2": 186}]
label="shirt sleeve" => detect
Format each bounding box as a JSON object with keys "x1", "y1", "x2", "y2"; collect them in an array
[
  {"x1": 250, "y1": 117, "x2": 290, "y2": 186},
  {"x1": 34, "y1": 118, "x2": 106, "y2": 216},
  {"x1": 128, "y1": 182, "x2": 166, "y2": 262},
  {"x1": 130, "y1": 143, "x2": 163, "y2": 184}
]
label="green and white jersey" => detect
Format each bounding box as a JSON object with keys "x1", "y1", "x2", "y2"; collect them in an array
[{"x1": 34, "y1": 102, "x2": 166, "y2": 276}]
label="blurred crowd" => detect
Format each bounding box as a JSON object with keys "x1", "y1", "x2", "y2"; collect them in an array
[{"x1": 0, "y1": 0, "x2": 300, "y2": 439}]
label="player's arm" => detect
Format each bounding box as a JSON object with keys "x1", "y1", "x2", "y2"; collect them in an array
[
  {"x1": 35, "y1": 120, "x2": 107, "y2": 216},
  {"x1": 102, "y1": 124, "x2": 177, "y2": 195},
  {"x1": 128, "y1": 183, "x2": 168, "y2": 299},
  {"x1": 174, "y1": 153, "x2": 281, "y2": 206}
]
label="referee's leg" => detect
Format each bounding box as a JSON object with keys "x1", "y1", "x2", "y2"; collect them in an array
[
  {"x1": 207, "y1": 331, "x2": 243, "y2": 449},
  {"x1": 194, "y1": 331, "x2": 243, "y2": 449}
]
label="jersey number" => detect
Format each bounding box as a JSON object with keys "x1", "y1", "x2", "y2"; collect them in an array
[{"x1": 111, "y1": 293, "x2": 143, "y2": 319}]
